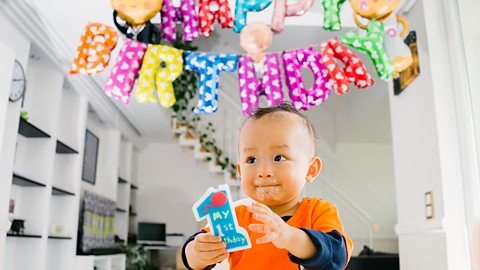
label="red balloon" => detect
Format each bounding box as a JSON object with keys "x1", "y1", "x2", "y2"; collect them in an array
[{"x1": 211, "y1": 192, "x2": 227, "y2": 207}]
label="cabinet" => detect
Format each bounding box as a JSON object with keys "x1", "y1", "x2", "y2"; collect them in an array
[{"x1": 0, "y1": 44, "x2": 137, "y2": 270}]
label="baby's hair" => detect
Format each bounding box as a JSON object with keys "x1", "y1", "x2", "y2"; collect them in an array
[{"x1": 248, "y1": 103, "x2": 318, "y2": 141}]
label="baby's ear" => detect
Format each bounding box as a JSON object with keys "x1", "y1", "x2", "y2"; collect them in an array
[
  {"x1": 306, "y1": 157, "x2": 322, "y2": 183},
  {"x1": 237, "y1": 163, "x2": 242, "y2": 177}
]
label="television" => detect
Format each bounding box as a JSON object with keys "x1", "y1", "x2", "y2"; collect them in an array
[{"x1": 138, "y1": 222, "x2": 166, "y2": 246}]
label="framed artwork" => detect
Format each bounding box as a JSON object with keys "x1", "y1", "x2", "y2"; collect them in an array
[
  {"x1": 82, "y1": 129, "x2": 99, "y2": 185},
  {"x1": 394, "y1": 31, "x2": 421, "y2": 95}
]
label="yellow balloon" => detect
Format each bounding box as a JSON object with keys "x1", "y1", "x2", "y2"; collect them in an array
[
  {"x1": 136, "y1": 45, "x2": 183, "y2": 107},
  {"x1": 112, "y1": 0, "x2": 163, "y2": 27}
]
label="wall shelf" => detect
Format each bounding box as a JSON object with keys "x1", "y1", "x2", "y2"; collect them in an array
[
  {"x1": 56, "y1": 140, "x2": 78, "y2": 154},
  {"x1": 52, "y1": 186, "x2": 75, "y2": 196},
  {"x1": 12, "y1": 172, "x2": 46, "y2": 187},
  {"x1": 18, "y1": 118, "x2": 51, "y2": 138},
  {"x1": 116, "y1": 207, "x2": 127, "y2": 213},
  {"x1": 48, "y1": 236, "x2": 73, "y2": 240},
  {"x1": 118, "y1": 177, "x2": 128, "y2": 184},
  {"x1": 7, "y1": 233, "x2": 42, "y2": 239}
]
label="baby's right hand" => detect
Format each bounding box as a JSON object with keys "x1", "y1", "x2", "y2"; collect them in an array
[{"x1": 186, "y1": 233, "x2": 229, "y2": 269}]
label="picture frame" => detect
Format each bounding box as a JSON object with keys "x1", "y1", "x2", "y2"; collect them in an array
[
  {"x1": 394, "y1": 31, "x2": 421, "y2": 95},
  {"x1": 82, "y1": 129, "x2": 99, "y2": 185}
]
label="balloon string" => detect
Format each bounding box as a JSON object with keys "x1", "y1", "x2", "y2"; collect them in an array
[{"x1": 202, "y1": 204, "x2": 213, "y2": 214}]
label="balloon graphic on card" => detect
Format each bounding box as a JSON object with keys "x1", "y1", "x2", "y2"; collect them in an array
[{"x1": 193, "y1": 184, "x2": 251, "y2": 252}]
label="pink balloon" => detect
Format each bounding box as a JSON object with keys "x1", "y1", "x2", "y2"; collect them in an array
[
  {"x1": 282, "y1": 47, "x2": 331, "y2": 110},
  {"x1": 104, "y1": 39, "x2": 148, "y2": 104},
  {"x1": 238, "y1": 53, "x2": 284, "y2": 116},
  {"x1": 160, "y1": 0, "x2": 199, "y2": 42},
  {"x1": 271, "y1": 0, "x2": 314, "y2": 33},
  {"x1": 320, "y1": 39, "x2": 373, "y2": 94}
]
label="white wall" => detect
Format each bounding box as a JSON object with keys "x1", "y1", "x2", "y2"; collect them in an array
[
  {"x1": 136, "y1": 142, "x2": 224, "y2": 236},
  {"x1": 335, "y1": 143, "x2": 397, "y2": 251},
  {"x1": 388, "y1": 0, "x2": 471, "y2": 269},
  {"x1": 0, "y1": 12, "x2": 32, "y2": 270}
]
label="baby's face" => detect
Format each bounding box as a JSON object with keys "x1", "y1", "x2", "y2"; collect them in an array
[{"x1": 237, "y1": 112, "x2": 314, "y2": 207}]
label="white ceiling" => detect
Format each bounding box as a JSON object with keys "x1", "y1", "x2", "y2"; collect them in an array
[{"x1": 17, "y1": 0, "x2": 407, "y2": 145}]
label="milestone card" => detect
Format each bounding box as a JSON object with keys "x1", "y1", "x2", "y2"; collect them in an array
[{"x1": 193, "y1": 184, "x2": 251, "y2": 252}]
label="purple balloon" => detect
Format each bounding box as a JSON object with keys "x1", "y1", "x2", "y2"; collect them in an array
[
  {"x1": 160, "y1": 0, "x2": 199, "y2": 42},
  {"x1": 282, "y1": 47, "x2": 331, "y2": 110},
  {"x1": 238, "y1": 53, "x2": 284, "y2": 116}
]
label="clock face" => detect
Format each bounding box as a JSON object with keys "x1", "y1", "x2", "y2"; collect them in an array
[{"x1": 9, "y1": 60, "x2": 26, "y2": 102}]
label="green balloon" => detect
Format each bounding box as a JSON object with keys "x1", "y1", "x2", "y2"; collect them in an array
[
  {"x1": 323, "y1": 0, "x2": 346, "y2": 31},
  {"x1": 340, "y1": 19, "x2": 395, "y2": 80}
]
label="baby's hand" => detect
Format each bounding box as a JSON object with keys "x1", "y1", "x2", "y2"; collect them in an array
[
  {"x1": 186, "y1": 233, "x2": 228, "y2": 269},
  {"x1": 247, "y1": 202, "x2": 294, "y2": 249}
]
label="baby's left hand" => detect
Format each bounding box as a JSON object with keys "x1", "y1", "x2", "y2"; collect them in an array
[{"x1": 247, "y1": 202, "x2": 294, "y2": 249}]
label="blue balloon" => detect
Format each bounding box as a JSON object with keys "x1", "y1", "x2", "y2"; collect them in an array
[
  {"x1": 185, "y1": 53, "x2": 239, "y2": 114},
  {"x1": 234, "y1": 0, "x2": 272, "y2": 33}
]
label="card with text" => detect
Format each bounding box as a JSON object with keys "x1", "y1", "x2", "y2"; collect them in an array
[{"x1": 193, "y1": 184, "x2": 251, "y2": 252}]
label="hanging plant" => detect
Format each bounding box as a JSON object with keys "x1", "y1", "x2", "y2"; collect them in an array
[{"x1": 170, "y1": 34, "x2": 238, "y2": 180}]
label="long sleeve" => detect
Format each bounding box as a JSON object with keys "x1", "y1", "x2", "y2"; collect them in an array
[{"x1": 289, "y1": 229, "x2": 347, "y2": 270}]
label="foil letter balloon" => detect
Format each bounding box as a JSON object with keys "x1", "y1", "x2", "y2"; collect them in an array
[
  {"x1": 282, "y1": 48, "x2": 331, "y2": 110},
  {"x1": 70, "y1": 23, "x2": 118, "y2": 75},
  {"x1": 198, "y1": 0, "x2": 234, "y2": 37},
  {"x1": 349, "y1": 0, "x2": 412, "y2": 77},
  {"x1": 238, "y1": 54, "x2": 284, "y2": 116},
  {"x1": 271, "y1": 0, "x2": 314, "y2": 33},
  {"x1": 233, "y1": 0, "x2": 272, "y2": 33},
  {"x1": 136, "y1": 45, "x2": 184, "y2": 108},
  {"x1": 320, "y1": 39, "x2": 373, "y2": 94},
  {"x1": 104, "y1": 39, "x2": 148, "y2": 104},
  {"x1": 193, "y1": 184, "x2": 251, "y2": 252},
  {"x1": 322, "y1": 0, "x2": 346, "y2": 31},
  {"x1": 340, "y1": 20, "x2": 395, "y2": 80},
  {"x1": 160, "y1": 0, "x2": 199, "y2": 42},
  {"x1": 112, "y1": 0, "x2": 164, "y2": 27},
  {"x1": 185, "y1": 52, "x2": 239, "y2": 114}
]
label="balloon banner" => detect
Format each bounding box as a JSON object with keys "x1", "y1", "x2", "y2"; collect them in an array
[
  {"x1": 160, "y1": 0, "x2": 199, "y2": 42},
  {"x1": 185, "y1": 52, "x2": 239, "y2": 114},
  {"x1": 320, "y1": 39, "x2": 373, "y2": 94},
  {"x1": 111, "y1": 0, "x2": 164, "y2": 27},
  {"x1": 238, "y1": 54, "x2": 284, "y2": 116},
  {"x1": 136, "y1": 45, "x2": 184, "y2": 107},
  {"x1": 234, "y1": 0, "x2": 272, "y2": 33},
  {"x1": 322, "y1": 0, "x2": 346, "y2": 31},
  {"x1": 272, "y1": 0, "x2": 314, "y2": 33},
  {"x1": 104, "y1": 39, "x2": 148, "y2": 104},
  {"x1": 282, "y1": 47, "x2": 331, "y2": 110},
  {"x1": 198, "y1": 0, "x2": 234, "y2": 37},
  {"x1": 239, "y1": 22, "x2": 272, "y2": 63},
  {"x1": 340, "y1": 19, "x2": 394, "y2": 80},
  {"x1": 70, "y1": 23, "x2": 118, "y2": 75}
]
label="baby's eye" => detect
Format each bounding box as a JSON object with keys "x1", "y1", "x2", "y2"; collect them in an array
[
  {"x1": 246, "y1": 157, "x2": 256, "y2": 164},
  {"x1": 274, "y1": 155, "x2": 286, "y2": 162}
]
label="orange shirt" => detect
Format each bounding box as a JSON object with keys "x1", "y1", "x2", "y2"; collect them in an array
[{"x1": 224, "y1": 197, "x2": 353, "y2": 270}]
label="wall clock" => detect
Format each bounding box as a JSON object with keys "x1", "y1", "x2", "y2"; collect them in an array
[{"x1": 9, "y1": 60, "x2": 26, "y2": 102}]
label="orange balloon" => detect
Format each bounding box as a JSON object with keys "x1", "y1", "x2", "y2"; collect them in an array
[
  {"x1": 239, "y1": 22, "x2": 272, "y2": 63},
  {"x1": 112, "y1": 0, "x2": 163, "y2": 27},
  {"x1": 70, "y1": 23, "x2": 118, "y2": 75}
]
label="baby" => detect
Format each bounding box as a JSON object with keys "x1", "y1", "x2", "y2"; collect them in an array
[{"x1": 182, "y1": 103, "x2": 352, "y2": 269}]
